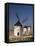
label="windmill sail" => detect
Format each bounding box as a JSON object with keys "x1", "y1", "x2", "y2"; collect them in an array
[
  {"x1": 22, "y1": 17, "x2": 28, "y2": 23},
  {"x1": 16, "y1": 13, "x2": 20, "y2": 21},
  {"x1": 16, "y1": 13, "x2": 28, "y2": 25}
]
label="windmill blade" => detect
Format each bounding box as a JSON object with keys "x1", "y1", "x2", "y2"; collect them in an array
[
  {"x1": 22, "y1": 17, "x2": 28, "y2": 23},
  {"x1": 16, "y1": 13, "x2": 20, "y2": 21}
]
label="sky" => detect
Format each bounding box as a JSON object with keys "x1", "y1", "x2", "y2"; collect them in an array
[{"x1": 9, "y1": 4, "x2": 33, "y2": 30}]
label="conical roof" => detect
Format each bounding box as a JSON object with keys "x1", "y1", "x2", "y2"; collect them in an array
[
  {"x1": 24, "y1": 26, "x2": 31, "y2": 28},
  {"x1": 14, "y1": 20, "x2": 22, "y2": 26}
]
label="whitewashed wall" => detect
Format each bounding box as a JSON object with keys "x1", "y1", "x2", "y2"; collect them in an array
[
  {"x1": 22, "y1": 28, "x2": 27, "y2": 35},
  {"x1": 28, "y1": 27, "x2": 31, "y2": 33},
  {"x1": 14, "y1": 26, "x2": 21, "y2": 37}
]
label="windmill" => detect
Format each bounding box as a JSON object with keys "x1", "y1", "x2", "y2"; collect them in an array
[{"x1": 14, "y1": 13, "x2": 28, "y2": 37}]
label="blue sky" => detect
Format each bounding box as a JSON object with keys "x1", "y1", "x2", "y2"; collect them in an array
[{"x1": 9, "y1": 4, "x2": 33, "y2": 30}]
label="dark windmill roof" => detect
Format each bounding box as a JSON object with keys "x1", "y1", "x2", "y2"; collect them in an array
[
  {"x1": 14, "y1": 21, "x2": 22, "y2": 26},
  {"x1": 24, "y1": 26, "x2": 31, "y2": 28}
]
